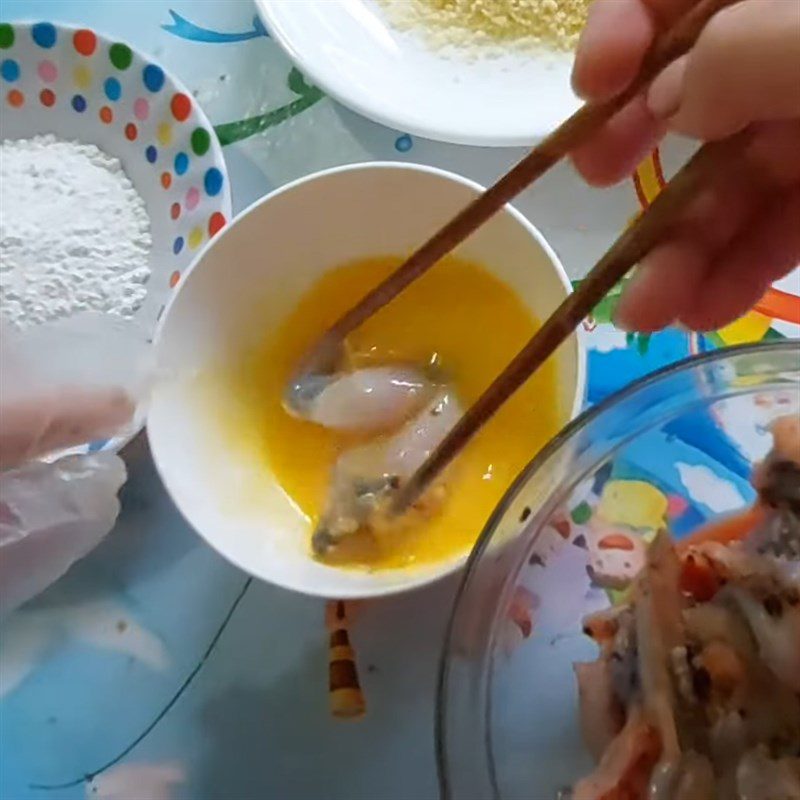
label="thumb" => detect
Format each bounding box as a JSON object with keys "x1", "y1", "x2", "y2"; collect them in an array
[{"x1": 647, "y1": 0, "x2": 800, "y2": 140}]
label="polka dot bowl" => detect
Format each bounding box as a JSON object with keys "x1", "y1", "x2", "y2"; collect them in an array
[{"x1": 0, "y1": 21, "x2": 231, "y2": 335}]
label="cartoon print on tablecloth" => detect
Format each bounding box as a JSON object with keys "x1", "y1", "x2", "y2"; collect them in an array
[
  {"x1": 0, "y1": 596, "x2": 170, "y2": 700},
  {"x1": 213, "y1": 67, "x2": 324, "y2": 146},
  {"x1": 504, "y1": 484, "x2": 661, "y2": 647},
  {"x1": 162, "y1": 11, "x2": 268, "y2": 43},
  {"x1": 609, "y1": 429, "x2": 754, "y2": 530},
  {"x1": 161, "y1": 12, "x2": 323, "y2": 147},
  {"x1": 547, "y1": 478, "x2": 666, "y2": 609},
  {"x1": 501, "y1": 426, "x2": 758, "y2": 646},
  {"x1": 20, "y1": 577, "x2": 252, "y2": 792},
  {"x1": 88, "y1": 762, "x2": 184, "y2": 800},
  {"x1": 583, "y1": 480, "x2": 664, "y2": 591},
  {"x1": 501, "y1": 469, "x2": 606, "y2": 644},
  {"x1": 159, "y1": 10, "x2": 417, "y2": 155}
]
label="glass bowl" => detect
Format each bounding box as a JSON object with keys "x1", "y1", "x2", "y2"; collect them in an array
[{"x1": 436, "y1": 341, "x2": 800, "y2": 800}]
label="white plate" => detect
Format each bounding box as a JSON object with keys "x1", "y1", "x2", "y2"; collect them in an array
[{"x1": 256, "y1": 0, "x2": 581, "y2": 147}]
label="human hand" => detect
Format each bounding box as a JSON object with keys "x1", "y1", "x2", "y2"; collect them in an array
[
  {"x1": 0, "y1": 384, "x2": 132, "y2": 616},
  {"x1": 0, "y1": 315, "x2": 146, "y2": 615},
  {"x1": 0, "y1": 387, "x2": 132, "y2": 617},
  {"x1": 571, "y1": 0, "x2": 800, "y2": 331},
  {"x1": 0, "y1": 313, "x2": 146, "y2": 470}
]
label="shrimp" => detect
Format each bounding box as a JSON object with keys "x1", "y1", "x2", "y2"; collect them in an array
[
  {"x1": 770, "y1": 416, "x2": 800, "y2": 467},
  {"x1": 722, "y1": 585, "x2": 800, "y2": 693},
  {"x1": 285, "y1": 365, "x2": 434, "y2": 434},
  {"x1": 754, "y1": 415, "x2": 800, "y2": 513},
  {"x1": 572, "y1": 706, "x2": 661, "y2": 800},
  {"x1": 312, "y1": 389, "x2": 462, "y2": 555},
  {"x1": 572, "y1": 433, "x2": 800, "y2": 799},
  {"x1": 574, "y1": 660, "x2": 625, "y2": 760},
  {"x1": 634, "y1": 532, "x2": 685, "y2": 770},
  {"x1": 736, "y1": 747, "x2": 800, "y2": 800}
]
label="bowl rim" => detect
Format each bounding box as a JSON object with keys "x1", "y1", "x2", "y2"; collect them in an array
[
  {"x1": 435, "y1": 338, "x2": 800, "y2": 796},
  {"x1": 148, "y1": 160, "x2": 586, "y2": 599}
]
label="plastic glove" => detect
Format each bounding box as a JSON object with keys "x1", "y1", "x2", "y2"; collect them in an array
[
  {"x1": 0, "y1": 454, "x2": 126, "y2": 615},
  {"x1": 0, "y1": 314, "x2": 148, "y2": 470},
  {"x1": 0, "y1": 313, "x2": 150, "y2": 616}
]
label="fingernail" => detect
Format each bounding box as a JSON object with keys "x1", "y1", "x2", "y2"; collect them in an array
[{"x1": 647, "y1": 56, "x2": 687, "y2": 120}]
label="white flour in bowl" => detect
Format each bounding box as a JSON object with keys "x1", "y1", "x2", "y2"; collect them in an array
[{"x1": 0, "y1": 135, "x2": 152, "y2": 329}]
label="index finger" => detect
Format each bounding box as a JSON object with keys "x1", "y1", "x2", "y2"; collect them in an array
[{"x1": 572, "y1": 0, "x2": 697, "y2": 101}]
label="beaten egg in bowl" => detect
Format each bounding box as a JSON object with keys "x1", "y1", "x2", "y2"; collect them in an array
[{"x1": 217, "y1": 254, "x2": 561, "y2": 572}]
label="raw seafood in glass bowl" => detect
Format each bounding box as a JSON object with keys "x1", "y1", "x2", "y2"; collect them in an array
[{"x1": 436, "y1": 341, "x2": 800, "y2": 800}]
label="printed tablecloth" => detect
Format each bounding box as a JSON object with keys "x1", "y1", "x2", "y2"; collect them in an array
[{"x1": 1, "y1": 2, "x2": 798, "y2": 798}]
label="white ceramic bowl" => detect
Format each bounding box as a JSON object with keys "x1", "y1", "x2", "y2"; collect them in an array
[
  {"x1": 256, "y1": 0, "x2": 580, "y2": 146},
  {"x1": 148, "y1": 163, "x2": 585, "y2": 598}
]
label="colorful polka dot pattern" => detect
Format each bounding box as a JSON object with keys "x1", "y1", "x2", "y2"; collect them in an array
[
  {"x1": 1, "y1": 21, "x2": 230, "y2": 287},
  {"x1": 32, "y1": 23, "x2": 57, "y2": 49},
  {"x1": 104, "y1": 76, "x2": 121, "y2": 101},
  {"x1": 38, "y1": 60, "x2": 57, "y2": 82},
  {"x1": 0, "y1": 24, "x2": 15, "y2": 50},
  {"x1": 1, "y1": 59, "x2": 20, "y2": 82},
  {"x1": 73, "y1": 30, "x2": 97, "y2": 57},
  {"x1": 109, "y1": 43, "x2": 132, "y2": 71},
  {"x1": 143, "y1": 64, "x2": 164, "y2": 92}
]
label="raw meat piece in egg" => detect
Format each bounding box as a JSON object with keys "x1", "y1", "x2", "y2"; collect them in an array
[
  {"x1": 286, "y1": 365, "x2": 434, "y2": 434},
  {"x1": 312, "y1": 389, "x2": 462, "y2": 555}
]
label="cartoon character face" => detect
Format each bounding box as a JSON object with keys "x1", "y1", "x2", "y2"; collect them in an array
[
  {"x1": 583, "y1": 480, "x2": 668, "y2": 591},
  {"x1": 585, "y1": 526, "x2": 648, "y2": 590}
]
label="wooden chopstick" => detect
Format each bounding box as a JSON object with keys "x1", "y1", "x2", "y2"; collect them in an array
[
  {"x1": 392, "y1": 128, "x2": 754, "y2": 514},
  {"x1": 300, "y1": 0, "x2": 740, "y2": 376}
]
